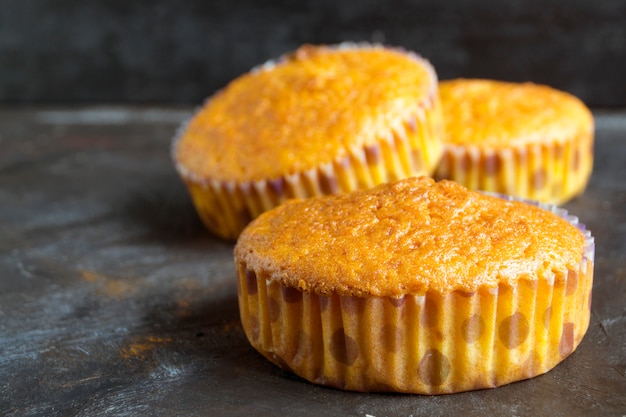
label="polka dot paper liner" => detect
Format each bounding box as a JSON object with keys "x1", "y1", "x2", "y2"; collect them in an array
[
  {"x1": 236, "y1": 198, "x2": 594, "y2": 394},
  {"x1": 180, "y1": 100, "x2": 444, "y2": 240},
  {"x1": 435, "y1": 130, "x2": 594, "y2": 205}
]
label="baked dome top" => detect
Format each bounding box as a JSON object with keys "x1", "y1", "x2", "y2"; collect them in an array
[
  {"x1": 175, "y1": 44, "x2": 437, "y2": 183},
  {"x1": 439, "y1": 79, "x2": 593, "y2": 148},
  {"x1": 235, "y1": 176, "x2": 585, "y2": 296}
]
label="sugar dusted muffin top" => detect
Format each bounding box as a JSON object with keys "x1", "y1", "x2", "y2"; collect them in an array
[
  {"x1": 439, "y1": 79, "x2": 593, "y2": 148},
  {"x1": 175, "y1": 44, "x2": 437, "y2": 183},
  {"x1": 235, "y1": 176, "x2": 585, "y2": 296}
]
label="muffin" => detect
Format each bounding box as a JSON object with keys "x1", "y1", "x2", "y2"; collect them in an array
[
  {"x1": 435, "y1": 79, "x2": 594, "y2": 204},
  {"x1": 173, "y1": 43, "x2": 444, "y2": 239},
  {"x1": 234, "y1": 176, "x2": 594, "y2": 394}
]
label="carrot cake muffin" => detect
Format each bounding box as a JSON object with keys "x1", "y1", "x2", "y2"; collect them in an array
[
  {"x1": 234, "y1": 176, "x2": 594, "y2": 394},
  {"x1": 436, "y1": 79, "x2": 594, "y2": 204},
  {"x1": 173, "y1": 43, "x2": 444, "y2": 239}
]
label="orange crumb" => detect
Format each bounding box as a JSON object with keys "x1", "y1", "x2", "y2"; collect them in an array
[{"x1": 119, "y1": 336, "x2": 172, "y2": 361}]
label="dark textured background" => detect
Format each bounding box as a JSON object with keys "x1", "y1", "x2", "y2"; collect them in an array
[{"x1": 2, "y1": 0, "x2": 626, "y2": 106}]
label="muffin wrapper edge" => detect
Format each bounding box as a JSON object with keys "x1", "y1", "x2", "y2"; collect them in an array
[{"x1": 435, "y1": 130, "x2": 594, "y2": 205}]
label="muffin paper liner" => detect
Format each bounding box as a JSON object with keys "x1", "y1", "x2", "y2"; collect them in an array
[
  {"x1": 181, "y1": 98, "x2": 443, "y2": 240},
  {"x1": 236, "y1": 198, "x2": 594, "y2": 394},
  {"x1": 435, "y1": 130, "x2": 594, "y2": 205},
  {"x1": 174, "y1": 43, "x2": 444, "y2": 240}
]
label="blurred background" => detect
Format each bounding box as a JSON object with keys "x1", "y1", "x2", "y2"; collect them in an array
[{"x1": 1, "y1": 0, "x2": 625, "y2": 107}]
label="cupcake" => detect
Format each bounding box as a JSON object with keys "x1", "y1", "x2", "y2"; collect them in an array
[
  {"x1": 435, "y1": 79, "x2": 594, "y2": 204},
  {"x1": 173, "y1": 43, "x2": 444, "y2": 239},
  {"x1": 234, "y1": 176, "x2": 594, "y2": 394}
]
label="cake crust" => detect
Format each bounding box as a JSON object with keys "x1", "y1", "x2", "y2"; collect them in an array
[
  {"x1": 175, "y1": 44, "x2": 438, "y2": 183},
  {"x1": 235, "y1": 176, "x2": 585, "y2": 296},
  {"x1": 439, "y1": 78, "x2": 593, "y2": 148}
]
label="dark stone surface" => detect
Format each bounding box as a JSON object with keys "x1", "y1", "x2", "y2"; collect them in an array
[
  {"x1": 0, "y1": 107, "x2": 625, "y2": 416},
  {"x1": 1, "y1": 0, "x2": 625, "y2": 106}
]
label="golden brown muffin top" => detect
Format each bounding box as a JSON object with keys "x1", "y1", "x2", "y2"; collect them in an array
[
  {"x1": 235, "y1": 176, "x2": 585, "y2": 296},
  {"x1": 174, "y1": 44, "x2": 437, "y2": 183},
  {"x1": 439, "y1": 79, "x2": 593, "y2": 148}
]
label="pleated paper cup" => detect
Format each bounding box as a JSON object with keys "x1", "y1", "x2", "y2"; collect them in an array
[
  {"x1": 435, "y1": 78, "x2": 594, "y2": 205},
  {"x1": 173, "y1": 43, "x2": 444, "y2": 240},
  {"x1": 181, "y1": 105, "x2": 443, "y2": 240},
  {"x1": 236, "y1": 198, "x2": 594, "y2": 394},
  {"x1": 435, "y1": 133, "x2": 593, "y2": 205}
]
